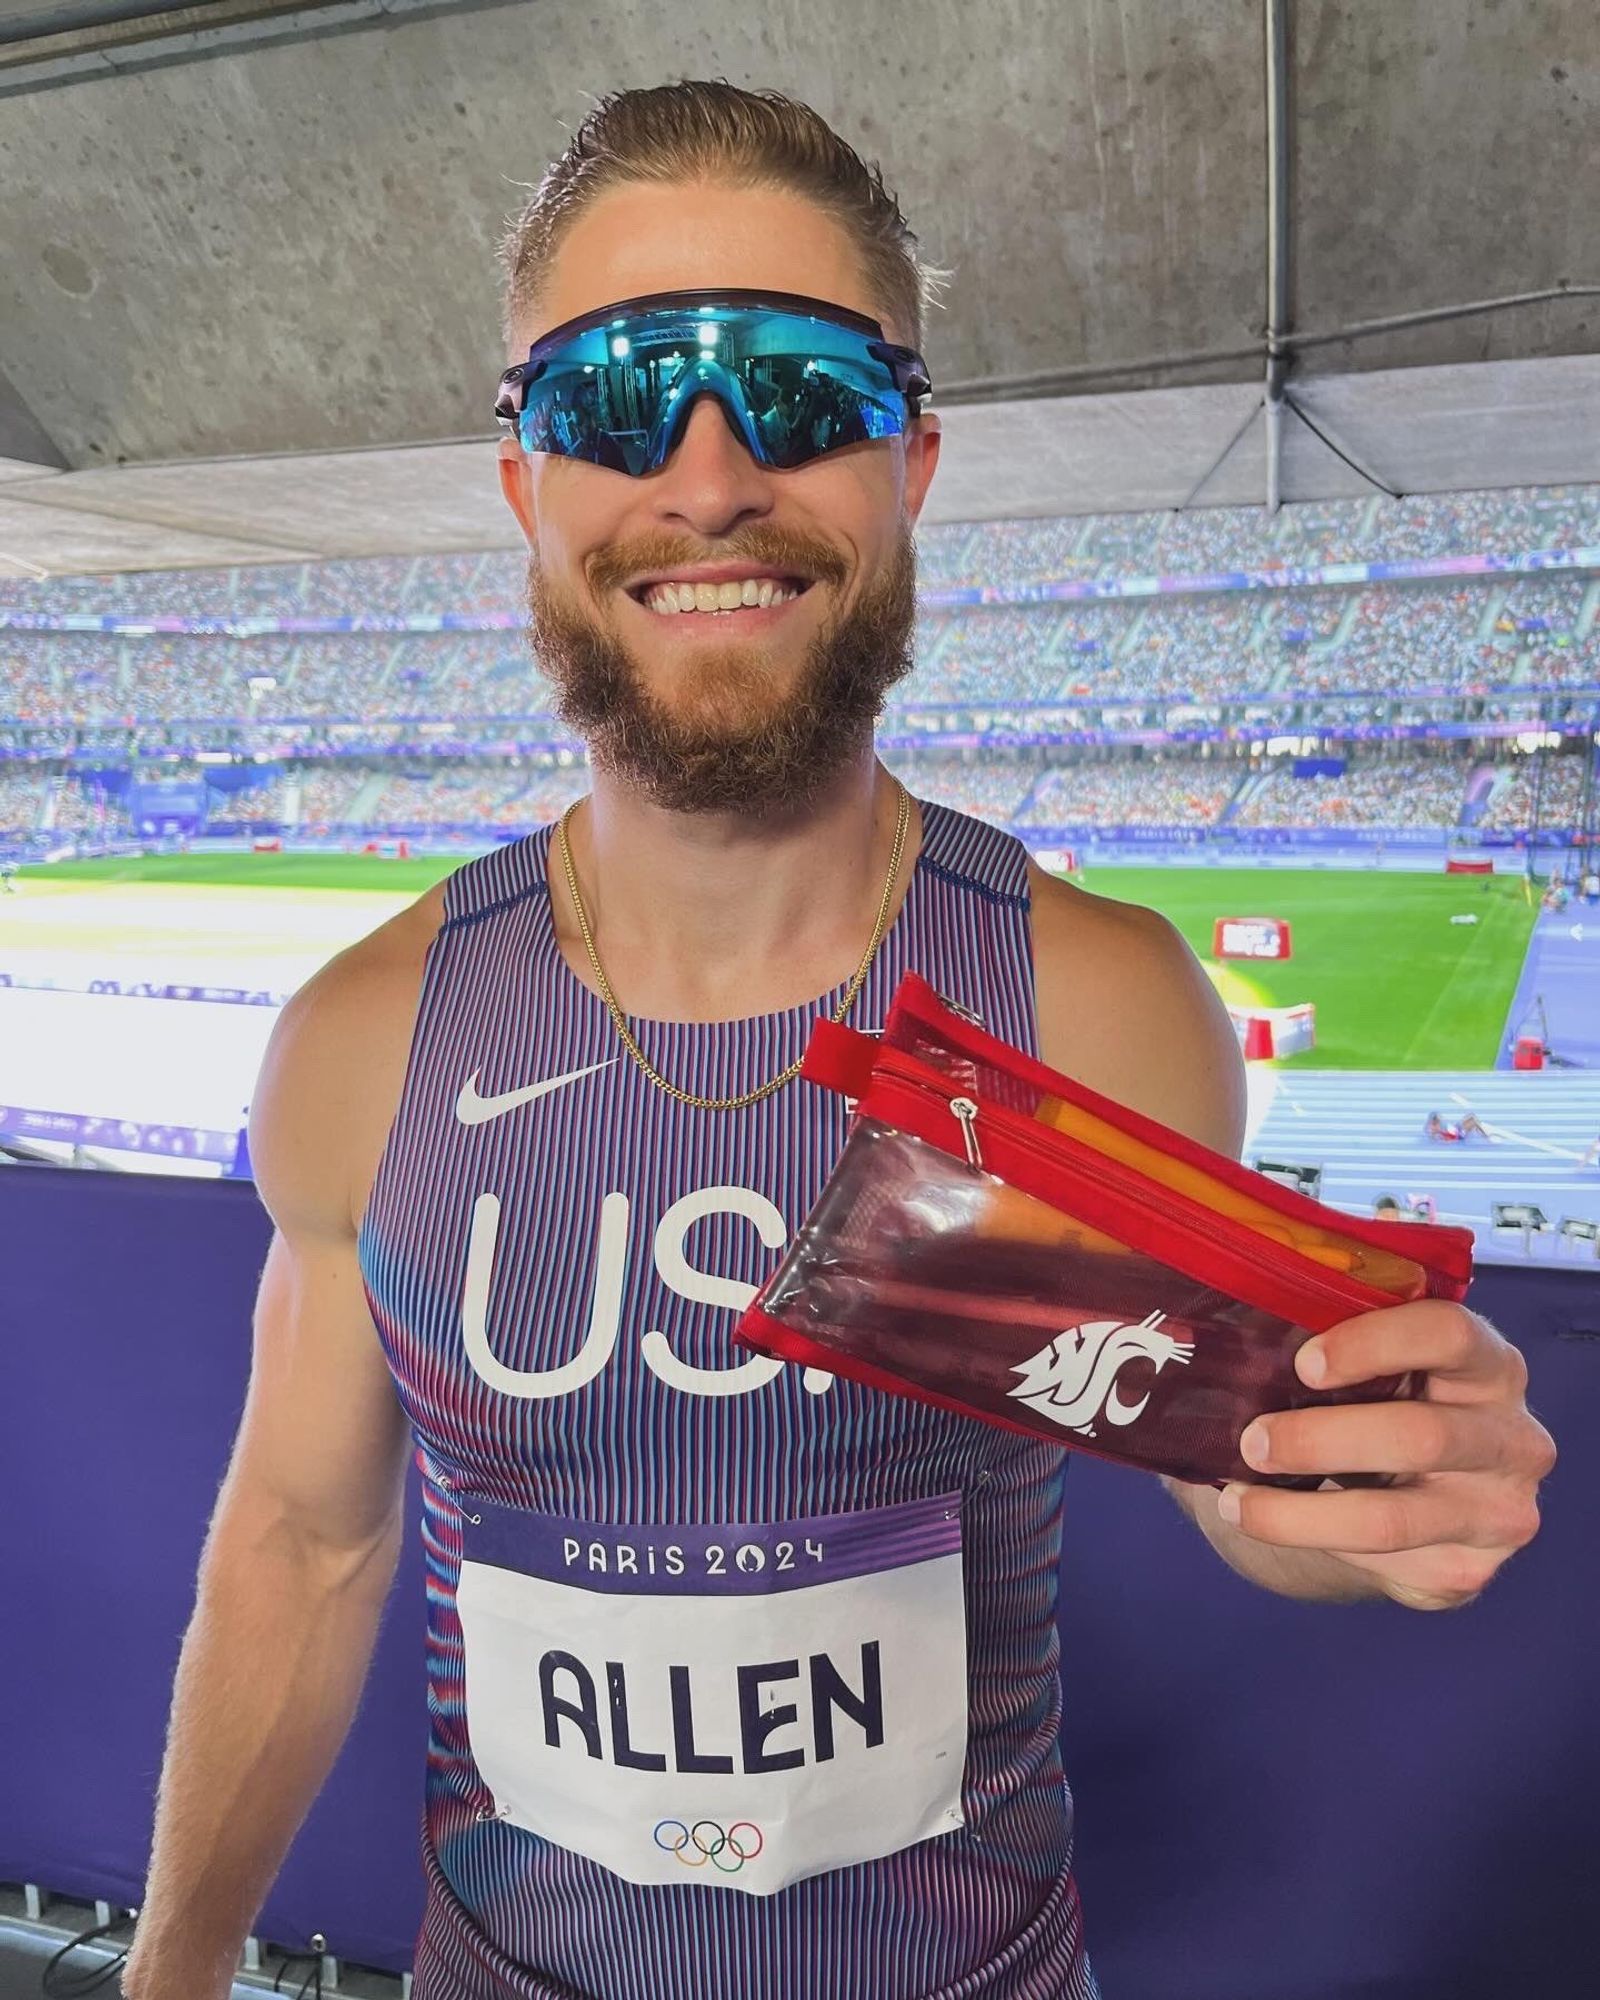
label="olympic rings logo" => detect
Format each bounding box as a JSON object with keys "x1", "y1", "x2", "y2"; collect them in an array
[{"x1": 653, "y1": 1817, "x2": 765, "y2": 1874}]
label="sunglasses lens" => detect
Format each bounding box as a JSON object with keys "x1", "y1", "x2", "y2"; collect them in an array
[
  {"x1": 516, "y1": 308, "x2": 912, "y2": 474},
  {"x1": 744, "y1": 355, "x2": 906, "y2": 469},
  {"x1": 519, "y1": 369, "x2": 653, "y2": 474}
]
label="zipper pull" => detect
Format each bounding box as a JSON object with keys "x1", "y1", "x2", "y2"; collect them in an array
[
  {"x1": 934, "y1": 989, "x2": 984, "y2": 1028},
  {"x1": 949, "y1": 1096, "x2": 984, "y2": 1170}
]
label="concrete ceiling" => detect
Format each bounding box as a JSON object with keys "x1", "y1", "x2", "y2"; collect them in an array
[{"x1": 0, "y1": 0, "x2": 1597, "y2": 576}]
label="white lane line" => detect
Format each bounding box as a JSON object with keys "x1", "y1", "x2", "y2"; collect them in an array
[{"x1": 1467, "y1": 1123, "x2": 1591, "y2": 1161}]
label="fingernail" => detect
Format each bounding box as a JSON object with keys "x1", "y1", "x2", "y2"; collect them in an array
[
  {"x1": 1299, "y1": 1341, "x2": 1327, "y2": 1385},
  {"x1": 1240, "y1": 1422, "x2": 1271, "y2": 1467},
  {"x1": 1217, "y1": 1485, "x2": 1244, "y2": 1525}
]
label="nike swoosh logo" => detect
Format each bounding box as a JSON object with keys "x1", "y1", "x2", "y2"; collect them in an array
[{"x1": 455, "y1": 1057, "x2": 619, "y2": 1127}]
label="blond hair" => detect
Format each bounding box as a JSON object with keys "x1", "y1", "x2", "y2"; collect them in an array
[{"x1": 496, "y1": 79, "x2": 951, "y2": 358}]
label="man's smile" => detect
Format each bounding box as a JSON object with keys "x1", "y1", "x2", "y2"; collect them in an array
[{"x1": 620, "y1": 575, "x2": 819, "y2": 634}]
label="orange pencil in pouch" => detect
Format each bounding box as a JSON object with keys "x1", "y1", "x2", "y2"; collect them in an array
[{"x1": 737, "y1": 972, "x2": 1473, "y2": 1490}]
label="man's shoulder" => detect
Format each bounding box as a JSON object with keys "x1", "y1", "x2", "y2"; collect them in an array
[
  {"x1": 1027, "y1": 856, "x2": 1186, "y2": 986},
  {"x1": 250, "y1": 879, "x2": 452, "y2": 1234},
  {"x1": 1026, "y1": 858, "x2": 1246, "y2": 1155},
  {"x1": 283, "y1": 874, "x2": 450, "y2": 1044}
]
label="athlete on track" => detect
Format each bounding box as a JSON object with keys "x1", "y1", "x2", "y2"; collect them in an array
[
  {"x1": 1426, "y1": 1110, "x2": 1493, "y2": 1143},
  {"x1": 124, "y1": 81, "x2": 1555, "y2": 2000}
]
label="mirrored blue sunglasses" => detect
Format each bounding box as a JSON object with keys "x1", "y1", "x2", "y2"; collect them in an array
[{"x1": 494, "y1": 288, "x2": 933, "y2": 475}]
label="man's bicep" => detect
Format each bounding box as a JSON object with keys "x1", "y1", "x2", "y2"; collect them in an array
[{"x1": 219, "y1": 964, "x2": 413, "y2": 1565}]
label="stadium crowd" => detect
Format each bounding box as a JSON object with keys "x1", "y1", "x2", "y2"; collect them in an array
[
  {"x1": 8, "y1": 581, "x2": 1591, "y2": 730},
  {"x1": 1, "y1": 746, "x2": 1591, "y2": 846},
  {"x1": 1231, "y1": 757, "x2": 1470, "y2": 830},
  {"x1": 1024, "y1": 759, "x2": 1237, "y2": 827},
  {"x1": 3, "y1": 492, "x2": 1597, "y2": 854},
  {"x1": 293, "y1": 760, "x2": 590, "y2": 829},
  {"x1": 3, "y1": 484, "x2": 1596, "y2": 623},
  {"x1": 0, "y1": 767, "x2": 51, "y2": 836},
  {"x1": 357, "y1": 764, "x2": 581, "y2": 827},
  {"x1": 1478, "y1": 752, "x2": 1592, "y2": 833},
  {"x1": 4, "y1": 551, "x2": 1597, "y2": 731},
  {"x1": 877, "y1": 752, "x2": 1043, "y2": 823},
  {"x1": 909, "y1": 608, "x2": 1107, "y2": 706},
  {"x1": 48, "y1": 780, "x2": 129, "y2": 839},
  {"x1": 1111, "y1": 597, "x2": 1266, "y2": 702},
  {"x1": 210, "y1": 777, "x2": 288, "y2": 826},
  {"x1": 1302, "y1": 588, "x2": 1489, "y2": 697},
  {"x1": 295, "y1": 765, "x2": 369, "y2": 828}
]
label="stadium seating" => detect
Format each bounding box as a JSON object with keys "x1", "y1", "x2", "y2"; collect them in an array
[
  {"x1": 0, "y1": 766, "x2": 51, "y2": 836},
  {"x1": 878, "y1": 751, "x2": 1044, "y2": 822},
  {"x1": 1230, "y1": 757, "x2": 1471, "y2": 830},
  {"x1": 4, "y1": 484, "x2": 1598, "y2": 625},
  {"x1": 1022, "y1": 760, "x2": 1238, "y2": 827},
  {"x1": 2, "y1": 489, "x2": 1597, "y2": 843},
  {"x1": 1478, "y1": 752, "x2": 1590, "y2": 832},
  {"x1": 6, "y1": 570, "x2": 1594, "y2": 726}
]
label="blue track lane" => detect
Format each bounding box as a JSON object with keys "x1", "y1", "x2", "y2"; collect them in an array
[
  {"x1": 1246, "y1": 1067, "x2": 1600, "y2": 1268},
  {"x1": 1495, "y1": 903, "x2": 1600, "y2": 1070}
]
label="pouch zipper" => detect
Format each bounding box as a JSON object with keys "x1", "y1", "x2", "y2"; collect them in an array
[
  {"x1": 883, "y1": 972, "x2": 1472, "y2": 1298},
  {"x1": 867, "y1": 1048, "x2": 1402, "y2": 1335},
  {"x1": 948, "y1": 1096, "x2": 983, "y2": 1168}
]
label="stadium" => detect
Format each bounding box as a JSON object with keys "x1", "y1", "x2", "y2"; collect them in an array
[
  {"x1": 5, "y1": 486, "x2": 1599, "y2": 1254},
  {"x1": 2, "y1": 13, "x2": 1595, "y2": 2000}
]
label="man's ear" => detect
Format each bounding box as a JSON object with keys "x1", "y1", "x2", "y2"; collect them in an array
[
  {"x1": 903, "y1": 412, "x2": 941, "y2": 527},
  {"x1": 497, "y1": 440, "x2": 536, "y2": 548}
]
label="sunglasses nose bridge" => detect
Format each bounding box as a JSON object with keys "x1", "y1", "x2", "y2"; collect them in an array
[{"x1": 650, "y1": 356, "x2": 765, "y2": 471}]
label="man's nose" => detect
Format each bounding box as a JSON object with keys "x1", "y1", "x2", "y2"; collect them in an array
[{"x1": 651, "y1": 390, "x2": 773, "y2": 522}]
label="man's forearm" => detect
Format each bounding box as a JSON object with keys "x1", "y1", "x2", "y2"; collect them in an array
[
  {"x1": 1162, "y1": 1476, "x2": 1386, "y2": 1604},
  {"x1": 122, "y1": 1509, "x2": 400, "y2": 2000}
]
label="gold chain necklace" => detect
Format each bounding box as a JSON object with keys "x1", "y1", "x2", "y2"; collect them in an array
[{"x1": 556, "y1": 780, "x2": 911, "y2": 1113}]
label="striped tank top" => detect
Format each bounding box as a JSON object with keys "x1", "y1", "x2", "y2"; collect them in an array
[{"x1": 358, "y1": 798, "x2": 1098, "y2": 2000}]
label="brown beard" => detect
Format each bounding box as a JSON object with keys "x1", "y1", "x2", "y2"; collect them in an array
[{"x1": 522, "y1": 524, "x2": 919, "y2": 817}]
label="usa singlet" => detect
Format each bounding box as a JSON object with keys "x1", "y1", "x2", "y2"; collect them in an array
[{"x1": 358, "y1": 798, "x2": 1100, "y2": 2000}]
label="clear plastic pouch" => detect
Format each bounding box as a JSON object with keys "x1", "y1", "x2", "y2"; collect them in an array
[{"x1": 737, "y1": 974, "x2": 1474, "y2": 1490}]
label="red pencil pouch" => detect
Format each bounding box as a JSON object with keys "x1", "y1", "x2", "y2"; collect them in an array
[{"x1": 736, "y1": 972, "x2": 1474, "y2": 1489}]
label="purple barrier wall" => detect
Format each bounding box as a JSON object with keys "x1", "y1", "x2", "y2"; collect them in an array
[
  {"x1": 2, "y1": 1168, "x2": 1594, "y2": 1995},
  {"x1": 0, "y1": 1170, "x2": 427, "y2": 1971},
  {"x1": 1056, "y1": 1261, "x2": 1598, "y2": 2000}
]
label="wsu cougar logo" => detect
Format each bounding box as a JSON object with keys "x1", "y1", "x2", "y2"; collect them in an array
[{"x1": 1008, "y1": 1310, "x2": 1192, "y2": 1437}]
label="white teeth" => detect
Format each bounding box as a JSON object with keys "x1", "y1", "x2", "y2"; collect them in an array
[{"x1": 641, "y1": 577, "x2": 803, "y2": 614}]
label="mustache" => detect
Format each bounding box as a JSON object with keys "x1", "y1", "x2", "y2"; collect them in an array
[{"x1": 586, "y1": 534, "x2": 851, "y2": 597}]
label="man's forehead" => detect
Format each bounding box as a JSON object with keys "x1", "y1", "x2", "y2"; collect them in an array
[{"x1": 525, "y1": 181, "x2": 886, "y2": 346}]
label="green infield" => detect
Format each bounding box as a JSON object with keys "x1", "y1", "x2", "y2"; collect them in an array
[{"x1": 1081, "y1": 865, "x2": 1537, "y2": 1069}]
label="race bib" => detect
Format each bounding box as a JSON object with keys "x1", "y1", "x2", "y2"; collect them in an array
[{"x1": 456, "y1": 1490, "x2": 969, "y2": 1895}]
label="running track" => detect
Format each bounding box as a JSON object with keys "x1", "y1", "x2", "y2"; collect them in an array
[
  {"x1": 1495, "y1": 903, "x2": 1600, "y2": 1070},
  {"x1": 1247, "y1": 1068, "x2": 1600, "y2": 1268}
]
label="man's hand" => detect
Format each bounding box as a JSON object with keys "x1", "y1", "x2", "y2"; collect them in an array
[{"x1": 1210, "y1": 1301, "x2": 1556, "y2": 1611}]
